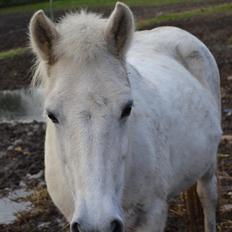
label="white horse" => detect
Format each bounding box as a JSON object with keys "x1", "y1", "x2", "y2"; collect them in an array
[{"x1": 29, "y1": 2, "x2": 222, "y2": 232}]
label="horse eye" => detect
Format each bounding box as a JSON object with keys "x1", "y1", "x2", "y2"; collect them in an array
[
  {"x1": 47, "y1": 112, "x2": 59, "y2": 124},
  {"x1": 120, "y1": 101, "x2": 133, "y2": 119}
]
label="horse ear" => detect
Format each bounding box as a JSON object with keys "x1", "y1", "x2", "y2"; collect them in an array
[
  {"x1": 29, "y1": 10, "x2": 58, "y2": 64},
  {"x1": 105, "y1": 2, "x2": 134, "y2": 58}
]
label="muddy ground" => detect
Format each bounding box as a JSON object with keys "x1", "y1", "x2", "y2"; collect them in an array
[{"x1": 0, "y1": 1, "x2": 231, "y2": 231}]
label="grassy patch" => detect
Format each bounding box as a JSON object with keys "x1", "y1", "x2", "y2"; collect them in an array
[
  {"x1": 0, "y1": 47, "x2": 28, "y2": 60},
  {"x1": 137, "y1": 2, "x2": 232, "y2": 29},
  {"x1": 0, "y1": 0, "x2": 203, "y2": 15}
]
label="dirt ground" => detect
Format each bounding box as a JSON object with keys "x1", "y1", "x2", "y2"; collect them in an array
[{"x1": 0, "y1": 1, "x2": 231, "y2": 231}]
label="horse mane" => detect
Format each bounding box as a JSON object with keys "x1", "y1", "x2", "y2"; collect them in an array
[{"x1": 31, "y1": 10, "x2": 107, "y2": 88}]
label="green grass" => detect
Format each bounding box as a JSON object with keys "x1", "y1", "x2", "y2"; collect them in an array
[
  {"x1": 0, "y1": 0, "x2": 203, "y2": 15},
  {"x1": 0, "y1": 47, "x2": 28, "y2": 60},
  {"x1": 137, "y1": 2, "x2": 232, "y2": 29}
]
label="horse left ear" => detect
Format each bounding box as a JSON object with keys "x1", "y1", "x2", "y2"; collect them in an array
[
  {"x1": 105, "y1": 2, "x2": 134, "y2": 58},
  {"x1": 29, "y1": 10, "x2": 59, "y2": 64}
]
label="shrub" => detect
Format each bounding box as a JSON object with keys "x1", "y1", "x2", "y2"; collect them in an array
[{"x1": 0, "y1": 0, "x2": 47, "y2": 8}]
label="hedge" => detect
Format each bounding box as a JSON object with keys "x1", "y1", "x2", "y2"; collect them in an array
[{"x1": 0, "y1": 0, "x2": 48, "y2": 8}]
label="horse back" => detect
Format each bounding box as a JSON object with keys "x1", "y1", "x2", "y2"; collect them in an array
[{"x1": 128, "y1": 26, "x2": 221, "y2": 118}]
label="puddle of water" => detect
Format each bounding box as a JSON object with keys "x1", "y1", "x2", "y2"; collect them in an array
[
  {"x1": 0, "y1": 188, "x2": 32, "y2": 224},
  {"x1": 224, "y1": 108, "x2": 232, "y2": 117},
  {"x1": 0, "y1": 88, "x2": 44, "y2": 122}
]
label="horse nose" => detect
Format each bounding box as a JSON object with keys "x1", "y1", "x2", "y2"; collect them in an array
[
  {"x1": 70, "y1": 221, "x2": 81, "y2": 232},
  {"x1": 70, "y1": 219, "x2": 123, "y2": 232},
  {"x1": 111, "y1": 219, "x2": 123, "y2": 232}
]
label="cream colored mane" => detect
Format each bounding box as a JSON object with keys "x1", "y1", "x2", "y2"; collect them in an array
[
  {"x1": 31, "y1": 11, "x2": 112, "y2": 87},
  {"x1": 31, "y1": 11, "x2": 106, "y2": 86},
  {"x1": 55, "y1": 12, "x2": 107, "y2": 62}
]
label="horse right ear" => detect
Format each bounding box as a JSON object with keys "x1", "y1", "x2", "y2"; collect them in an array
[
  {"x1": 29, "y1": 10, "x2": 58, "y2": 64},
  {"x1": 105, "y1": 2, "x2": 134, "y2": 58}
]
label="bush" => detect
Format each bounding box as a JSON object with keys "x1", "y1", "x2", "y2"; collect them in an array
[{"x1": 0, "y1": 0, "x2": 48, "y2": 8}]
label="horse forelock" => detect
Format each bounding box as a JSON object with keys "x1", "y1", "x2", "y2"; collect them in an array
[
  {"x1": 55, "y1": 11, "x2": 108, "y2": 62},
  {"x1": 31, "y1": 11, "x2": 109, "y2": 88}
]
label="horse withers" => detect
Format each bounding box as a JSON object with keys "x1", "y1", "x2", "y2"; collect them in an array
[{"x1": 29, "y1": 2, "x2": 222, "y2": 232}]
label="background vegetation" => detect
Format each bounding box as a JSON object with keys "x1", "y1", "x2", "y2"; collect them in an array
[{"x1": 0, "y1": 0, "x2": 203, "y2": 14}]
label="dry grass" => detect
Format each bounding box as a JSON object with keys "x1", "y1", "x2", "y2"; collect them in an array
[{"x1": 0, "y1": 186, "x2": 68, "y2": 232}]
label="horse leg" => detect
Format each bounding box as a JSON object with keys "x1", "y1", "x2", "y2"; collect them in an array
[
  {"x1": 136, "y1": 198, "x2": 168, "y2": 232},
  {"x1": 196, "y1": 171, "x2": 217, "y2": 232}
]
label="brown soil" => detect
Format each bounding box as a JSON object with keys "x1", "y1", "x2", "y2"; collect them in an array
[
  {"x1": 0, "y1": 122, "x2": 45, "y2": 191},
  {"x1": 0, "y1": 52, "x2": 34, "y2": 90},
  {"x1": 0, "y1": 1, "x2": 231, "y2": 232}
]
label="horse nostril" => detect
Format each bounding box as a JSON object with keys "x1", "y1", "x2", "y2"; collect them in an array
[
  {"x1": 71, "y1": 222, "x2": 81, "y2": 232},
  {"x1": 111, "y1": 219, "x2": 123, "y2": 232}
]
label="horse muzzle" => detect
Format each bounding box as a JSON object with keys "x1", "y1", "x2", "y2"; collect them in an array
[{"x1": 70, "y1": 218, "x2": 124, "y2": 232}]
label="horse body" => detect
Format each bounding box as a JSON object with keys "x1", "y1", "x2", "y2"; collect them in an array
[
  {"x1": 122, "y1": 27, "x2": 221, "y2": 230},
  {"x1": 126, "y1": 26, "x2": 221, "y2": 196},
  {"x1": 29, "y1": 3, "x2": 221, "y2": 232}
]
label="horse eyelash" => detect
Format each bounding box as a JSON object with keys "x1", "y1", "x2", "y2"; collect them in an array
[
  {"x1": 120, "y1": 100, "x2": 133, "y2": 119},
  {"x1": 47, "y1": 111, "x2": 59, "y2": 124}
]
